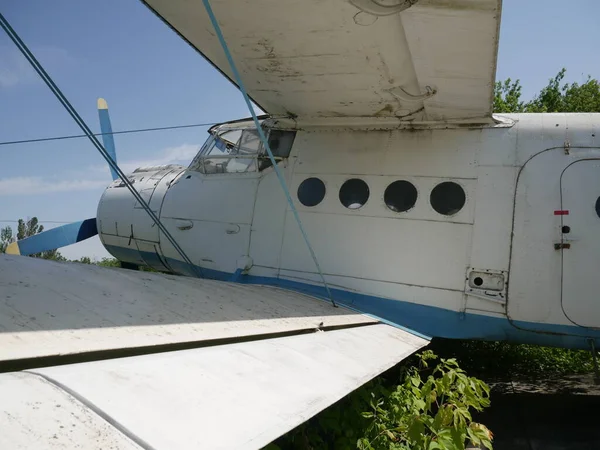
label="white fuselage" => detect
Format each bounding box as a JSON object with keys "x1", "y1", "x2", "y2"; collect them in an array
[{"x1": 97, "y1": 113, "x2": 600, "y2": 349}]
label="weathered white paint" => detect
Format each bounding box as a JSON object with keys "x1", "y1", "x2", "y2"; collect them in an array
[
  {"x1": 0, "y1": 372, "x2": 141, "y2": 450},
  {"x1": 560, "y1": 160, "x2": 600, "y2": 328},
  {"x1": 142, "y1": 0, "x2": 501, "y2": 122},
  {"x1": 97, "y1": 113, "x2": 600, "y2": 344},
  {"x1": 0, "y1": 253, "x2": 428, "y2": 449},
  {"x1": 10, "y1": 2, "x2": 600, "y2": 448},
  {"x1": 249, "y1": 160, "x2": 293, "y2": 272},
  {"x1": 90, "y1": 2, "x2": 600, "y2": 345},
  {"x1": 0, "y1": 254, "x2": 377, "y2": 362},
  {"x1": 509, "y1": 123, "x2": 600, "y2": 332},
  {"x1": 97, "y1": 164, "x2": 185, "y2": 271},
  {"x1": 159, "y1": 169, "x2": 259, "y2": 273},
  {"x1": 0, "y1": 270, "x2": 427, "y2": 450},
  {"x1": 18, "y1": 324, "x2": 425, "y2": 450}
]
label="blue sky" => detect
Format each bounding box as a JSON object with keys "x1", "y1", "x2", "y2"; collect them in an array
[{"x1": 1, "y1": 0, "x2": 599, "y2": 260}]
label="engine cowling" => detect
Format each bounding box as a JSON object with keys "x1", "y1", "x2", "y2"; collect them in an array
[{"x1": 96, "y1": 165, "x2": 185, "y2": 271}]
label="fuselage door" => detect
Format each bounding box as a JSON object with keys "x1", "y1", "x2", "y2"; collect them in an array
[
  {"x1": 560, "y1": 159, "x2": 600, "y2": 328},
  {"x1": 158, "y1": 127, "x2": 262, "y2": 277}
]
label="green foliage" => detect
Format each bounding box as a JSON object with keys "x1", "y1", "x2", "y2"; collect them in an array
[
  {"x1": 0, "y1": 225, "x2": 14, "y2": 253},
  {"x1": 493, "y1": 78, "x2": 525, "y2": 113},
  {"x1": 274, "y1": 377, "x2": 387, "y2": 450},
  {"x1": 74, "y1": 256, "x2": 93, "y2": 264},
  {"x1": 524, "y1": 68, "x2": 566, "y2": 113},
  {"x1": 429, "y1": 338, "x2": 593, "y2": 379},
  {"x1": 17, "y1": 217, "x2": 41, "y2": 241},
  {"x1": 271, "y1": 351, "x2": 493, "y2": 450},
  {"x1": 494, "y1": 68, "x2": 600, "y2": 114},
  {"x1": 526, "y1": 68, "x2": 600, "y2": 113},
  {"x1": 561, "y1": 76, "x2": 600, "y2": 112},
  {"x1": 271, "y1": 338, "x2": 592, "y2": 450},
  {"x1": 85, "y1": 256, "x2": 157, "y2": 272},
  {"x1": 97, "y1": 257, "x2": 121, "y2": 267},
  {"x1": 357, "y1": 351, "x2": 492, "y2": 450}
]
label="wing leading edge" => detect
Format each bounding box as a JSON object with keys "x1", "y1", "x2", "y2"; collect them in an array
[
  {"x1": 0, "y1": 255, "x2": 428, "y2": 449},
  {"x1": 141, "y1": 0, "x2": 502, "y2": 124}
]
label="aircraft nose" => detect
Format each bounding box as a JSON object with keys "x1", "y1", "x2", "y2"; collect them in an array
[{"x1": 96, "y1": 165, "x2": 186, "y2": 270}]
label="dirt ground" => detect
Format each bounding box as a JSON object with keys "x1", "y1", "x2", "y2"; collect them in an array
[{"x1": 473, "y1": 374, "x2": 600, "y2": 450}]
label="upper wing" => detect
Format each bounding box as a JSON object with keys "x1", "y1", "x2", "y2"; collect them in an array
[
  {"x1": 0, "y1": 255, "x2": 427, "y2": 449},
  {"x1": 142, "y1": 0, "x2": 501, "y2": 123}
]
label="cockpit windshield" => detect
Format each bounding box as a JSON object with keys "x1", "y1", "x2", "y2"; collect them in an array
[{"x1": 188, "y1": 122, "x2": 296, "y2": 174}]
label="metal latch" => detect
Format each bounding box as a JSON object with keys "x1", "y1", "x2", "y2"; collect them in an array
[
  {"x1": 175, "y1": 219, "x2": 193, "y2": 231},
  {"x1": 554, "y1": 242, "x2": 571, "y2": 250}
]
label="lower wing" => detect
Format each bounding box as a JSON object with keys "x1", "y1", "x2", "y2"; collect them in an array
[{"x1": 0, "y1": 254, "x2": 428, "y2": 449}]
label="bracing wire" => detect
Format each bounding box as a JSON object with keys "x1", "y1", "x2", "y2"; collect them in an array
[
  {"x1": 0, "y1": 123, "x2": 217, "y2": 147},
  {"x1": 201, "y1": 0, "x2": 336, "y2": 307},
  {"x1": 0, "y1": 12, "x2": 203, "y2": 279},
  {"x1": 0, "y1": 220, "x2": 72, "y2": 224}
]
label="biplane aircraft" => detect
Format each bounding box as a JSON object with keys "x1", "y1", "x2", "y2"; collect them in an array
[{"x1": 1, "y1": 0, "x2": 599, "y2": 448}]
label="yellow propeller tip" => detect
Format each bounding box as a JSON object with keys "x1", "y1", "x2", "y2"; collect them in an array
[
  {"x1": 97, "y1": 98, "x2": 108, "y2": 110},
  {"x1": 5, "y1": 242, "x2": 20, "y2": 255}
]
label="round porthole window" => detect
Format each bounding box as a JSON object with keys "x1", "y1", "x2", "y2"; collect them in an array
[
  {"x1": 384, "y1": 180, "x2": 418, "y2": 213},
  {"x1": 339, "y1": 178, "x2": 369, "y2": 209},
  {"x1": 297, "y1": 177, "x2": 326, "y2": 207},
  {"x1": 430, "y1": 181, "x2": 466, "y2": 216},
  {"x1": 596, "y1": 196, "x2": 600, "y2": 219}
]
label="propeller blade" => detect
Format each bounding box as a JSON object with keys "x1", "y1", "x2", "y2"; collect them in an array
[
  {"x1": 5, "y1": 219, "x2": 98, "y2": 256},
  {"x1": 97, "y1": 98, "x2": 119, "y2": 181}
]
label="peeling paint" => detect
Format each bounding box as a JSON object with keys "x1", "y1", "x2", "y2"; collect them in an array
[
  {"x1": 374, "y1": 104, "x2": 395, "y2": 117},
  {"x1": 145, "y1": 0, "x2": 500, "y2": 122}
]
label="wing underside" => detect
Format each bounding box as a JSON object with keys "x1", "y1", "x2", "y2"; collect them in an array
[
  {"x1": 0, "y1": 255, "x2": 428, "y2": 449},
  {"x1": 142, "y1": 0, "x2": 502, "y2": 124}
]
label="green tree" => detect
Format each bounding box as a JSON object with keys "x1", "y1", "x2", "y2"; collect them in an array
[
  {"x1": 97, "y1": 257, "x2": 121, "y2": 267},
  {"x1": 429, "y1": 338, "x2": 592, "y2": 379},
  {"x1": 0, "y1": 225, "x2": 14, "y2": 253},
  {"x1": 561, "y1": 75, "x2": 600, "y2": 112},
  {"x1": 494, "y1": 68, "x2": 600, "y2": 114},
  {"x1": 0, "y1": 217, "x2": 66, "y2": 261},
  {"x1": 524, "y1": 68, "x2": 566, "y2": 112},
  {"x1": 493, "y1": 78, "x2": 525, "y2": 113}
]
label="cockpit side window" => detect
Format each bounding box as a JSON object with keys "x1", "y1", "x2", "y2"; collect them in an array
[
  {"x1": 258, "y1": 130, "x2": 296, "y2": 171},
  {"x1": 188, "y1": 125, "x2": 296, "y2": 174},
  {"x1": 188, "y1": 130, "x2": 245, "y2": 174},
  {"x1": 224, "y1": 129, "x2": 260, "y2": 173},
  {"x1": 214, "y1": 130, "x2": 242, "y2": 153}
]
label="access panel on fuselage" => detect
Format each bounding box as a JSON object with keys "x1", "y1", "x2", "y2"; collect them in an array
[
  {"x1": 561, "y1": 160, "x2": 600, "y2": 328},
  {"x1": 158, "y1": 170, "x2": 259, "y2": 276}
]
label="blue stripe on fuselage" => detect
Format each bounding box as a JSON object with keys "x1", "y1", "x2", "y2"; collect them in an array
[{"x1": 104, "y1": 244, "x2": 600, "y2": 350}]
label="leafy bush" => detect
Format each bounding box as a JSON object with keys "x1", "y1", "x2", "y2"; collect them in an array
[
  {"x1": 429, "y1": 339, "x2": 593, "y2": 379},
  {"x1": 269, "y1": 351, "x2": 493, "y2": 450},
  {"x1": 357, "y1": 351, "x2": 492, "y2": 450}
]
